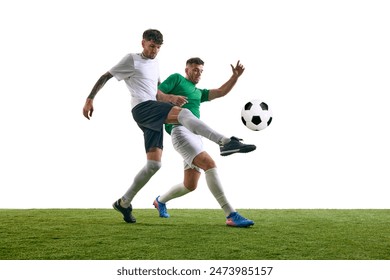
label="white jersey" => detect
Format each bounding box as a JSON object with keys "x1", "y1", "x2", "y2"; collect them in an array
[{"x1": 109, "y1": 53, "x2": 160, "y2": 108}]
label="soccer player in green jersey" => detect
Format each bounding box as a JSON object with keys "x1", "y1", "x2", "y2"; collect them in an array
[{"x1": 153, "y1": 58, "x2": 254, "y2": 227}]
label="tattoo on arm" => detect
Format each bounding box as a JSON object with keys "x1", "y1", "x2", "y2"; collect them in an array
[{"x1": 87, "y1": 72, "x2": 113, "y2": 99}]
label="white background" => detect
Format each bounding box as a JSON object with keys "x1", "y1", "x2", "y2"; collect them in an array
[{"x1": 1, "y1": 0, "x2": 389, "y2": 209}]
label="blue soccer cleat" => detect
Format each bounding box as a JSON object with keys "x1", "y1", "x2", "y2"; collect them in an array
[
  {"x1": 153, "y1": 196, "x2": 170, "y2": 218},
  {"x1": 226, "y1": 212, "x2": 254, "y2": 227}
]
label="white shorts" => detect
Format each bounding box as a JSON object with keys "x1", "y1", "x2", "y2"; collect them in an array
[{"x1": 171, "y1": 125, "x2": 203, "y2": 171}]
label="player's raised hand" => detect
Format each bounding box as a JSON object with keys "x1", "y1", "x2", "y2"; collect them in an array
[
  {"x1": 83, "y1": 98, "x2": 94, "y2": 120},
  {"x1": 230, "y1": 60, "x2": 245, "y2": 78}
]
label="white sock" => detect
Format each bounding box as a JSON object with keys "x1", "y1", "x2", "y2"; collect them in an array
[
  {"x1": 177, "y1": 109, "x2": 230, "y2": 145},
  {"x1": 158, "y1": 183, "x2": 191, "y2": 204},
  {"x1": 121, "y1": 160, "x2": 161, "y2": 207},
  {"x1": 205, "y1": 167, "x2": 235, "y2": 216}
]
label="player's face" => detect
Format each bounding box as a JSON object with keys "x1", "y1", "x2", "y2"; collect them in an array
[
  {"x1": 185, "y1": 63, "x2": 203, "y2": 84},
  {"x1": 141, "y1": 39, "x2": 161, "y2": 59}
]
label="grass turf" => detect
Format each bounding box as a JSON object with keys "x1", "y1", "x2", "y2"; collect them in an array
[{"x1": 0, "y1": 209, "x2": 389, "y2": 260}]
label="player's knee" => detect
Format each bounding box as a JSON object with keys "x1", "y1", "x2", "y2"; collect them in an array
[
  {"x1": 146, "y1": 160, "x2": 161, "y2": 175},
  {"x1": 205, "y1": 160, "x2": 216, "y2": 170},
  {"x1": 194, "y1": 152, "x2": 216, "y2": 171},
  {"x1": 185, "y1": 184, "x2": 197, "y2": 192}
]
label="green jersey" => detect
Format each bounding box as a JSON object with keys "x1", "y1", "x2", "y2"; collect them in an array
[{"x1": 159, "y1": 73, "x2": 209, "y2": 134}]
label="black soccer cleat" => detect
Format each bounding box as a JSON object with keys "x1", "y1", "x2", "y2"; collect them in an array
[
  {"x1": 220, "y1": 136, "x2": 256, "y2": 156},
  {"x1": 112, "y1": 199, "x2": 136, "y2": 223}
]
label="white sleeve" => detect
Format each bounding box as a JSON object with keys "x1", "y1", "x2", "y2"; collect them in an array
[{"x1": 109, "y1": 54, "x2": 135, "y2": 81}]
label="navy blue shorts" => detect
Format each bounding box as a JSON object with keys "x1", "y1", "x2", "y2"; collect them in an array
[{"x1": 131, "y1": 100, "x2": 175, "y2": 152}]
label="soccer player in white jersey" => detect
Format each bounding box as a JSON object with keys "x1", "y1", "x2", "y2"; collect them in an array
[
  {"x1": 82, "y1": 29, "x2": 256, "y2": 223},
  {"x1": 153, "y1": 58, "x2": 254, "y2": 227}
]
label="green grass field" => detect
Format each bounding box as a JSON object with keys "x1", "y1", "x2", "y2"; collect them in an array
[{"x1": 0, "y1": 209, "x2": 389, "y2": 260}]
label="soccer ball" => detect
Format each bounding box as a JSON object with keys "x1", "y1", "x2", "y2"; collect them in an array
[{"x1": 241, "y1": 99, "x2": 273, "y2": 131}]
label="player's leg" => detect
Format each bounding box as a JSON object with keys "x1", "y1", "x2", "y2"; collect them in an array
[
  {"x1": 113, "y1": 148, "x2": 162, "y2": 223},
  {"x1": 192, "y1": 152, "x2": 235, "y2": 216},
  {"x1": 193, "y1": 152, "x2": 254, "y2": 227},
  {"x1": 166, "y1": 106, "x2": 256, "y2": 156},
  {"x1": 121, "y1": 148, "x2": 162, "y2": 206},
  {"x1": 153, "y1": 125, "x2": 203, "y2": 217},
  {"x1": 159, "y1": 168, "x2": 200, "y2": 201},
  {"x1": 154, "y1": 168, "x2": 200, "y2": 218},
  {"x1": 113, "y1": 106, "x2": 166, "y2": 223},
  {"x1": 165, "y1": 106, "x2": 229, "y2": 145}
]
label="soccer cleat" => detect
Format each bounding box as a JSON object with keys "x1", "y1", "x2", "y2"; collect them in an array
[
  {"x1": 220, "y1": 136, "x2": 256, "y2": 156},
  {"x1": 112, "y1": 199, "x2": 136, "y2": 223},
  {"x1": 226, "y1": 212, "x2": 254, "y2": 227},
  {"x1": 153, "y1": 196, "x2": 170, "y2": 218}
]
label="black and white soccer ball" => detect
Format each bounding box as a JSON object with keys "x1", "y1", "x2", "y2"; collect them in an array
[{"x1": 241, "y1": 99, "x2": 273, "y2": 131}]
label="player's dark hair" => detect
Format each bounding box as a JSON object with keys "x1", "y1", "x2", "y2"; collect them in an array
[
  {"x1": 143, "y1": 29, "x2": 163, "y2": 45},
  {"x1": 186, "y1": 57, "x2": 204, "y2": 66}
]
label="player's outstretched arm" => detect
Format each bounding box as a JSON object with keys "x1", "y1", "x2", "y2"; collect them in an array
[
  {"x1": 208, "y1": 60, "x2": 245, "y2": 101},
  {"x1": 83, "y1": 72, "x2": 113, "y2": 120}
]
